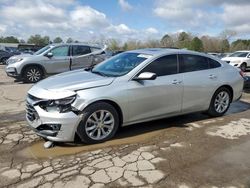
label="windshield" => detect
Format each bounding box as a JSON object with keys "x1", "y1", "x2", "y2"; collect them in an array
[
  {"x1": 34, "y1": 45, "x2": 53, "y2": 55},
  {"x1": 91, "y1": 52, "x2": 150, "y2": 77},
  {"x1": 229, "y1": 52, "x2": 248, "y2": 57}
]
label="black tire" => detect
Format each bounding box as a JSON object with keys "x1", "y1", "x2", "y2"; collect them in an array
[
  {"x1": 23, "y1": 66, "x2": 43, "y2": 83},
  {"x1": 207, "y1": 87, "x2": 232, "y2": 117},
  {"x1": 240, "y1": 63, "x2": 247, "y2": 72},
  {"x1": 76, "y1": 102, "x2": 119, "y2": 144},
  {"x1": 1, "y1": 57, "x2": 8, "y2": 65}
]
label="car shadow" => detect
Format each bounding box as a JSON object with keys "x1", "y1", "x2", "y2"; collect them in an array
[{"x1": 60, "y1": 100, "x2": 250, "y2": 147}]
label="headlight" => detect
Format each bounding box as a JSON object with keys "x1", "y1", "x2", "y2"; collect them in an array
[
  {"x1": 15, "y1": 58, "x2": 23, "y2": 62},
  {"x1": 8, "y1": 58, "x2": 23, "y2": 64},
  {"x1": 39, "y1": 96, "x2": 76, "y2": 113}
]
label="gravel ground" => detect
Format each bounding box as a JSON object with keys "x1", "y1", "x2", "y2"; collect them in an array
[{"x1": 1, "y1": 65, "x2": 250, "y2": 188}]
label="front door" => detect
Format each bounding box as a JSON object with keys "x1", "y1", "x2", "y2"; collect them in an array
[{"x1": 45, "y1": 45, "x2": 70, "y2": 74}]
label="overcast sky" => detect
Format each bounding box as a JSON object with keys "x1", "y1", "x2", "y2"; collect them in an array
[{"x1": 0, "y1": 0, "x2": 250, "y2": 42}]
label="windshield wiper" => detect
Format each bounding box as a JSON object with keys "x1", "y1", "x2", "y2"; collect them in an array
[{"x1": 91, "y1": 70, "x2": 107, "y2": 77}]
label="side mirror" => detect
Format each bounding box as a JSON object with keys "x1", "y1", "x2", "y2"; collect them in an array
[
  {"x1": 133, "y1": 72, "x2": 157, "y2": 81},
  {"x1": 247, "y1": 55, "x2": 250, "y2": 58},
  {"x1": 46, "y1": 52, "x2": 53, "y2": 58}
]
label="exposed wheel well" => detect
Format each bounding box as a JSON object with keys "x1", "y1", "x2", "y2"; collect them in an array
[
  {"x1": 21, "y1": 64, "x2": 46, "y2": 77},
  {"x1": 86, "y1": 100, "x2": 123, "y2": 127},
  {"x1": 216, "y1": 85, "x2": 234, "y2": 102}
]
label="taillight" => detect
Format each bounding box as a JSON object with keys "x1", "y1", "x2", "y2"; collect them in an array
[{"x1": 239, "y1": 70, "x2": 245, "y2": 78}]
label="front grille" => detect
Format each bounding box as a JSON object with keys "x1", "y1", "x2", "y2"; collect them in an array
[{"x1": 26, "y1": 101, "x2": 39, "y2": 122}]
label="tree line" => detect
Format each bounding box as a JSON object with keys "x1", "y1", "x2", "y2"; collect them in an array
[{"x1": 0, "y1": 31, "x2": 250, "y2": 52}]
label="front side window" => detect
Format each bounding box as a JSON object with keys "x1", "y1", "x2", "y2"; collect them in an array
[
  {"x1": 179, "y1": 54, "x2": 209, "y2": 73},
  {"x1": 50, "y1": 46, "x2": 69, "y2": 57},
  {"x1": 91, "y1": 52, "x2": 149, "y2": 77},
  {"x1": 72, "y1": 45, "x2": 91, "y2": 56},
  {"x1": 141, "y1": 55, "x2": 178, "y2": 76}
]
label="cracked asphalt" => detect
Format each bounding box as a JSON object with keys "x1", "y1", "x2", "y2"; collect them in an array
[{"x1": 1, "y1": 65, "x2": 250, "y2": 188}]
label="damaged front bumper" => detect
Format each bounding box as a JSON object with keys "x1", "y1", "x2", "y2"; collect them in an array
[{"x1": 26, "y1": 97, "x2": 82, "y2": 142}]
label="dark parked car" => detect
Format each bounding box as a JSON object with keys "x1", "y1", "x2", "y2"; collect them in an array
[
  {"x1": 0, "y1": 50, "x2": 12, "y2": 64},
  {"x1": 244, "y1": 76, "x2": 250, "y2": 90}
]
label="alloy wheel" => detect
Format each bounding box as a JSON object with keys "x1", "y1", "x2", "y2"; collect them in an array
[
  {"x1": 85, "y1": 110, "x2": 115, "y2": 141},
  {"x1": 26, "y1": 68, "x2": 41, "y2": 82},
  {"x1": 214, "y1": 91, "x2": 230, "y2": 113}
]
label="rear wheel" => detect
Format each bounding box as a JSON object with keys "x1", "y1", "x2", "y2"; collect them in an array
[
  {"x1": 207, "y1": 87, "x2": 232, "y2": 117},
  {"x1": 240, "y1": 63, "x2": 247, "y2": 72},
  {"x1": 23, "y1": 66, "x2": 43, "y2": 83},
  {"x1": 77, "y1": 102, "x2": 119, "y2": 144}
]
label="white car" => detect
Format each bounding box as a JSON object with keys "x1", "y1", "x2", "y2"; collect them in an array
[{"x1": 221, "y1": 51, "x2": 250, "y2": 71}]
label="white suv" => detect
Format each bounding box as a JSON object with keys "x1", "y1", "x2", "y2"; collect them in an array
[{"x1": 221, "y1": 51, "x2": 250, "y2": 71}]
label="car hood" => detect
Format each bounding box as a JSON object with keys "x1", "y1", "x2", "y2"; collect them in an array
[
  {"x1": 9, "y1": 54, "x2": 33, "y2": 59},
  {"x1": 28, "y1": 70, "x2": 115, "y2": 99}
]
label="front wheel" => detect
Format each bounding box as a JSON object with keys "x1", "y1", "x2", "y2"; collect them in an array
[
  {"x1": 77, "y1": 102, "x2": 119, "y2": 144},
  {"x1": 23, "y1": 66, "x2": 43, "y2": 83},
  {"x1": 207, "y1": 87, "x2": 232, "y2": 117},
  {"x1": 240, "y1": 63, "x2": 247, "y2": 72}
]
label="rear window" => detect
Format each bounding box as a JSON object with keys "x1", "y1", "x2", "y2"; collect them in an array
[
  {"x1": 72, "y1": 45, "x2": 91, "y2": 56},
  {"x1": 179, "y1": 54, "x2": 209, "y2": 73},
  {"x1": 208, "y1": 58, "x2": 221, "y2": 68}
]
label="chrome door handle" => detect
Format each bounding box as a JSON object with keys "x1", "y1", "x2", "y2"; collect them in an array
[
  {"x1": 209, "y1": 74, "x2": 217, "y2": 79},
  {"x1": 172, "y1": 80, "x2": 182, "y2": 84}
]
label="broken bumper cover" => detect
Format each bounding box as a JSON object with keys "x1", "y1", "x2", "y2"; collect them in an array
[{"x1": 26, "y1": 104, "x2": 82, "y2": 142}]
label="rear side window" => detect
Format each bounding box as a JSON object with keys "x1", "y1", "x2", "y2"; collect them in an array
[
  {"x1": 72, "y1": 45, "x2": 91, "y2": 56},
  {"x1": 142, "y1": 55, "x2": 178, "y2": 76},
  {"x1": 179, "y1": 54, "x2": 209, "y2": 73},
  {"x1": 208, "y1": 58, "x2": 221, "y2": 68}
]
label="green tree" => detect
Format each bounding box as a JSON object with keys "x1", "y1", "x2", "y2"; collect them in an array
[
  {"x1": 27, "y1": 34, "x2": 50, "y2": 46},
  {"x1": 19, "y1": 39, "x2": 26, "y2": 44},
  {"x1": 53, "y1": 37, "x2": 63, "y2": 43},
  {"x1": 177, "y1": 32, "x2": 192, "y2": 49},
  {"x1": 108, "y1": 39, "x2": 119, "y2": 51},
  {"x1": 220, "y1": 39, "x2": 230, "y2": 52},
  {"x1": 0, "y1": 36, "x2": 19, "y2": 43},
  {"x1": 231, "y1": 39, "x2": 250, "y2": 51},
  {"x1": 190, "y1": 37, "x2": 204, "y2": 52},
  {"x1": 161, "y1": 34, "x2": 174, "y2": 47},
  {"x1": 122, "y1": 42, "x2": 128, "y2": 51},
  {"x1": 66, "y1": 37, "x2": 73, "y2": 43}
]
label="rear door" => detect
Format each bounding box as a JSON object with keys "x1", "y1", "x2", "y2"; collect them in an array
[
  {"x1": 127, "y1": 54, "x2": 183, "y2": 123},
  {"x1": 70, "y1": 45, "x2": 93, "y2": 70},
  {"x1": 178, "y1": 54, "x2": 221, "y2": 113},
  {"x1": 45, "y1": 45, "x2": 70, "y2": 74}
]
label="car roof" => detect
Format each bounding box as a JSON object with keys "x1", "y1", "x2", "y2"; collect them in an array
[
  {"x1": 129, "y1": 48, "x2": 206, "y2": 57},
  {"x1": 51, "y1": 43, "x2": 102, "y2": 48}
]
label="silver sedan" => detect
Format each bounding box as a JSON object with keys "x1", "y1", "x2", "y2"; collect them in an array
[{"x1": 26, "y1": 48, "x2": 244, "y2": 143}]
